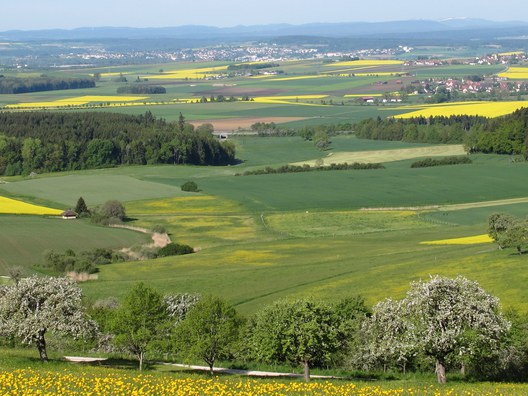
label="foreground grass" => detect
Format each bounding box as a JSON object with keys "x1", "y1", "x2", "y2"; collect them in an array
[
  {"x1": 4, "y1": 367, "x2": 528, "y2": 396},
  {"x1": 0, "y1": 349, "x2": 527, "y2": 396}
]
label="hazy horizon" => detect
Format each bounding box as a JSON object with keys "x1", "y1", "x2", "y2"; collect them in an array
[{"x1": 2, "y1": 0, "x2": 527, "y2": 31}]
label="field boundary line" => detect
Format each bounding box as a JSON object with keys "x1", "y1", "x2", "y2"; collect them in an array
[
  {"x1": 360, "y1": 206, "x2": 440, "y2": 211},
  {"x1": 440, "y1": 197, "x2": 528, "y2": 211}
]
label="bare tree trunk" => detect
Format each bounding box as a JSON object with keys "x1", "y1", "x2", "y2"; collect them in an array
[
  {"x1": 138, "y1": 351, "x2": 144, "y2": 371},
  {"x1": 435, "y1": 359, "x2": 447, "y2": 384},
  {"x1": 303, "y1": 359, "x2": 310, "y2": 382},
  {"x1": 460, "y1": 362, "x2": 466, "y2": 376},
  {"x1": 205, "y1": 357, "x2": 215, "y2": 376},
  {"x1": 36, "y1": 328, "x2": 48, "y2": 362}
]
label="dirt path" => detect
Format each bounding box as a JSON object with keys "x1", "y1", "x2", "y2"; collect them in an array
[
  {"x1": 110, "y1": 224, "x2": 172, "y2": 248},
  {"x1": 361, "y1": 197, "x2": 528, "y2": 212},
  {"x1": 110, "y1": 225, "x2": 172, "y2": 260},
  {"x1": 161, "y1": 363, "x2": 341, "y2": 379}
]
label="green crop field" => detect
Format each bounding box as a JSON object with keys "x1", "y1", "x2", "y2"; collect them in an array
[
  {"x1": 0, "y1": 174, "x2": 187, "y2": 207},
  {"x1": 2, "y1": 136, "x2": 527, "y2": 312},
  {"x1": 81, "y1": 222, "x2": 528, "y2": 314},
  {"x1": 0, "y1": 215, "x2": 149, "y2": 273}
]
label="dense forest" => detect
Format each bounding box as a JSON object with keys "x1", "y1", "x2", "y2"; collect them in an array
[
  {"x1": 0, "y1": 76, "x2": 95, "y2": 94},
  {"x1": 0, "y1": 111, "x2": 235, "y2": 176},
  {"x1": 354, "y1": 108, "x2": 528, "y2": 157}
]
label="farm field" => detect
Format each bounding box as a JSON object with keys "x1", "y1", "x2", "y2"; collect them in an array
[
  {"x1": 0, "y1": 215, "x2": 149, "y2": 274},
  {"x1": 0, "y1": 195, "x2": 62, "y2": 215},
  {"x1": 81, "y1": 223, "x2": 528, "y2": 313},
  {"x1": 2, "y1": 135, "x2": 528, "y2": 313},
  {"x1": 497, "y1": 66, "x2": 528, "y2": 79},
  {"x1": 392, "y1": 100, "x2": 528, "y2": 118},
  {"x1": 0, "y1": 59, "x2": 520, "y2": 127}
]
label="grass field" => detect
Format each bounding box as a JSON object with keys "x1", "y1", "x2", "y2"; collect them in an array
[
  {"x1": 0, "y1": 174, "x2": 187, "y2": 207},
  {"x1": 0, "y1": 215, "x2": 149, "y2": 274},
  {"x1": 2, "y1": 137, "x2": 527, "y2": 309},
  {"x1": 291, "y1": 144, "x2": 466, "y2": 166},
  {"x1": 81, "y1": 223, "x2": 528, "y2": 314}
]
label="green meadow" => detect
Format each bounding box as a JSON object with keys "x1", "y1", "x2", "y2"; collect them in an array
[
  {"x1": 0, "y1": 215, "x2": 149, "y2": 274},
  {"x1": 2, "y1": 134, "x2": 526, "y2": 315}
]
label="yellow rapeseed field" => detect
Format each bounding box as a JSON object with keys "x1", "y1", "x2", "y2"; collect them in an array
[
  {"x1": 252, "y1": 95, "x2": 328, "y2": 106},
  {"x1": 0, "y1": 196, "x2": 62, "y2": 215},
  {"x1": 2, "y1": 368, "x2": 527, "y2": 395},
  {"x1": 353, "y1": 72, "x2": 404, "y2": 76},
  {"x1": 497, "y1": 67, "x2": 528, "y2": 79},
  {"x1": 5, "y1": 95, "x2": 149, "y2": 109},
  {"x1": 146, "y1": 65, "x2": 229, "y2": 80},
  {"x1": 393, "y1": 101, "x2": 528, "y2": 118},
  {"x1": 498, "y1": 51, "x2": 524, "y2": 56},
  {"x1": 420, "y1": 234, "x2": 494, "y2": 245},
  {"x1": 267, "y1": 75, "x2": 326, "y2": 81}
]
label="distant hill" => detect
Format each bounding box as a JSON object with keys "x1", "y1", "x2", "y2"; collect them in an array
[{"x1": 1, "y1": 19, "x2": 528, "y2": 41}]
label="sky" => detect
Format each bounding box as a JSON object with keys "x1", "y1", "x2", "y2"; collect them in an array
[{"x1": 2, "y1": 0, "x2": 528, "y2": 31}]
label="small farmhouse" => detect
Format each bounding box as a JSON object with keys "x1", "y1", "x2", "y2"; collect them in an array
[{"x1": 61, "y1": 210, "x2": 77, "y2": 220}]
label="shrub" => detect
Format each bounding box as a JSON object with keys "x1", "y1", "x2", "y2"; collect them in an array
[
  {"x1": 100, "y1": 200, "x2": 127, "y2": 220},
  {"x1": 91, "y1": 200, "x2": 126, "y2": 224},
  {"x1": 152, "y1": 225, "x2": 167, "y2": 234},
  {"x1": 181, "y1": 181, "x2": 199, "y2": 192},
  {"x1": 157, "y1": 243, "x2": 194, "y2": 257}
]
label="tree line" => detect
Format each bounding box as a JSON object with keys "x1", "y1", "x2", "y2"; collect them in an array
[
  {"x1": 2, "y1": 274, "x2": 528, "y2": 383},
  {"x1": 410, "y1": 156, "x2": 472, "y2": 168},
  {"x1": 227, "y1": 62, "x2": 280, "y2": 71},
  {"x1": 0, "y1": 111, "x2": 236, "y2": 176},
  {"x1": 0, "y1": 76, "x2": 95, "y2": 94},
  {"x1": 116, "y1": 85, "x2": 166, "y2": 94},
  {"x1": 237, "y1": 162, "x2": 384, "y2": 176},
  {"x1": 354, "y1": 108, "x2": 528, "y2": 158}
]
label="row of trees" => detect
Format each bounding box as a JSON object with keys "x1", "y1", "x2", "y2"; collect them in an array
[
  {"x1": 237, "y1": 162, "x2": 384, "y2": 176},
  {"x1": 354, "y1": 108, "x2": 528, "y2": 158},
  {"x1": 0, "y1": 76, "x2": 95, "y2": 94},
  {"x1": 116, "y1": 85, "x2": 166, "y2": 94},
  {"x1": 410, "y1": 156, "x2": 472, "y2": 168},
  {"x1": 0, "y1": 112, "x2": 236, "y2": 175},
  {"x1": 1, "y1": 275, "x2": 526, "y2": 383}
]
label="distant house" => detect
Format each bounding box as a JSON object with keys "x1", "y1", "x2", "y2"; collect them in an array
[
  {"x1": 361, "y1": 96, "x2": 375, "y2": 103},
  {"x1": 61, "y1": 210, "x2": 77, "y2": 220}
]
